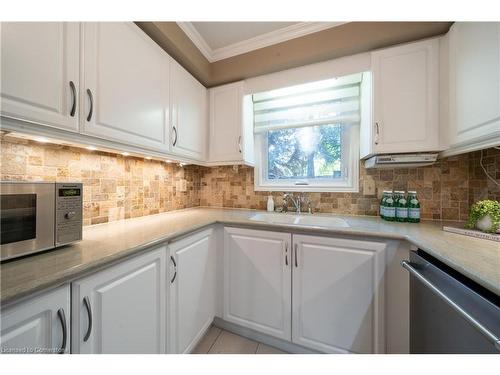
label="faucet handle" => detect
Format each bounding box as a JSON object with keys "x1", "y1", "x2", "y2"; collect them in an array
[{"x1": 282, "y1": 193, "x2": 289, "y2": 212}]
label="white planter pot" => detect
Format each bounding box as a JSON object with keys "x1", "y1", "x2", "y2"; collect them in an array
[{"x1": 475, "y1": 214, "x2": 500, "y2": 233}]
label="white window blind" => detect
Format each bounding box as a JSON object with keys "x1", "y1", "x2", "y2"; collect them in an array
[{"x1": 253, "y1": 73, "x2": 362, "y2": 133}]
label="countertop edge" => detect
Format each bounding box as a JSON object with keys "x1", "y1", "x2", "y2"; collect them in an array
[
  {"x1": 0, "y1": 221, "x2": 217, "y2": 307},
  {"x1": 2, "y1": 213, "x2": 499, "y2": 306}
]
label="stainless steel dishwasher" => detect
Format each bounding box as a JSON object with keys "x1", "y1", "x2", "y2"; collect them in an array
[{"x1": 402, "y1": 250, "x2": 500, "y2": 354}]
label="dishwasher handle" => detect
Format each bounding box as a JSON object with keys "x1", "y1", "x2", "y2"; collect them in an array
[{"x1": 402, "y1": 260, "x2": 500, "y2": 351}]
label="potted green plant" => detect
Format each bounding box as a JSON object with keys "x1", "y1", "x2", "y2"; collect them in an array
[{"x1": 465, "y1": 200, "x2": 500, "y2": 234}]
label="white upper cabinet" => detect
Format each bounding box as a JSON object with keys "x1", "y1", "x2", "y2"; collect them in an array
[
  {"x1": 208, "y1": 82, "x2": 254, "y2": 165},
  {"x1": 170, "y1": 60, "x2": 207, "y2": 161},
  {"x1": 1, "y1": 22, "x2": 80, "y2": 132},
  {"x1": 168, "y1": 228, "x2": 215, "y2": 353},
  {"x1": 223, "y1": 227, "x2": 291, "y2": 341},
  {"x1": 71, "y1": 247, "x2": 166, "y2": 354},
  {"x1": 447, "y1": 22, "x2": 500, "y2": 151},
  {"x1": 81, "y1": 23, "x2": 171, "y2": 152},
  {"x1": 366, "y1": 38, "x2": 441, "y2": 157},
  {"x1": 292, "y1": 235, "x2": 387, "y2": 354},
  {"x1": 1, "y1": 285, "x2": 70, "y2": 354}
]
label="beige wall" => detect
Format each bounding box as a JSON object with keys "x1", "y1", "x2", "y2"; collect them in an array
[
  {"x1": 137, "y1": 22, "x2": 453, "y2": 87},
  {"x1": 136, "y1": 22, "x2": 212, "y2": 85}
]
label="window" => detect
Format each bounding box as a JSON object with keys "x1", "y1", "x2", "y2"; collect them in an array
[{"x1": 253, "y1": 73, "x2": 362, "y2": 192}]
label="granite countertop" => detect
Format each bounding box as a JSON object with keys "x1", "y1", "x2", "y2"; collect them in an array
[{"x1": 1, "y1": 207, "x2": 499, "y2": 305}]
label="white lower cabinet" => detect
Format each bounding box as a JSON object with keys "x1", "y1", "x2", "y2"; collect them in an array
[
  {"x1": 291, "y1": 235, "x2": 387, "y2": 353},
  {"x1": 168, "y1": 228, "x2": 216, "y2": 353},
  {"x1": 222, "y1": 227, "x2": 389, "y2": 353},
  {"x1": 223, "y1": 227, "x2": 292, "y2": 341},
  {"x1": 0, "y1": 285, "x2": 70, "y2": 354},
  {"x1": 71, "y1": 247, "x2": 166, "y2": 354},
  {"x1": 2, "y1": 226, "x2": 400, "y2": 355}
]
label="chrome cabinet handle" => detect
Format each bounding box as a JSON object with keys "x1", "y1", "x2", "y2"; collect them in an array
[
  {"x1": 238, "y1": 135, "x2": 242, "y2": 153},
  {"x1": 86, "y1": 89, "x2": 93, "y2": 122},
  {"x1": 285, "y1": 242, "x2": 289, "y2": 266},
  {"x1": 374, "y1": 122, "x2": 380, "y2": 145},
  {"x1": 170, "y1": 256, "x2": 177, "y2": 283},
  {"x1": 401, "y1": 260, "x2": 500, "y2": 351},
  {"x1": 83, "y1": 296, "x2": 93, "y2": 342},
  {"x1": 69, "y1": 81, "x2": 76, "y2": 117},
  {"x1": 294, "y1": 243, "x2": 298, "y2": 268},
  {"x1": 57, "y1": 308, "x2": 67, "y2": 354},
  {"x1": 172, "y1": 126, "x2": 178, "y2": 147}
]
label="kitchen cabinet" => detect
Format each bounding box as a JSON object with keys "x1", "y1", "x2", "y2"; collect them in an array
[
  {"x1": 81, "y1": 22, "x2": 171, "y2": 152},
  {"x1": 168, "y1": 228, "x2": 215, "y2": 353},
  {"x1": 291, "y1": 235, "x2": 387, "y2": 353},
  {"x1": 208, "y1": 82, "x2": 254, "y2": 165},
  {"x1": 71, "y1": 247, "x2": 166, "y2": 354},
  {"x1": 0, "y1": 285, "x2": 70, "y2": 354},
  {"x1": 446, "y1": 22, "x2": 500, "y2": 153},
  {"x1": 223, "y1": 227, "x2": 291, "y2": 340},
  {"x1": 0, "y1": 22, "x2": 80, "y2": 132},
  {"x1": 170, "y1": 60, "x2": 207, "y2": 161},
  {"x1": 363, "y1": 38, "x2": 441, "y2": 157}
]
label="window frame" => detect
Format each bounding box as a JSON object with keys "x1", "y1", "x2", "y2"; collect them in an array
[{"x1": 254, "y1": 123, "x2": 359, "y2": 193}]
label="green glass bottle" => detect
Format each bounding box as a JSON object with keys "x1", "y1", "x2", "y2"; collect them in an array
[
  {"x1": 384, "y1": 191, "x2": 396, "y2": 221},
  {"x1": 379, "y1": 192, "x2": 387, "y2": 219},
  {"x1": 395, "y1": 191, "x2": 408, "y2": 222},
  {"x1": 407, "y1": 191, "x2": 421, "y2": 223}
]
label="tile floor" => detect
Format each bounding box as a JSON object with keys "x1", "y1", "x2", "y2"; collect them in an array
[{"x1": 192, "y1": 326, "x2": 287, "y2": 354}]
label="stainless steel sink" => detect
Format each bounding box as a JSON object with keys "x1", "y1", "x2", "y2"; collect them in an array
[{"x1": 249, "y1": 213, "x2": 349, "y2": 228}]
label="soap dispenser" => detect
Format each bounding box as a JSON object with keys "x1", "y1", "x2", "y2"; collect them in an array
[{"x1": 267, "y1": 196, "x2": 275, "y2": 212}]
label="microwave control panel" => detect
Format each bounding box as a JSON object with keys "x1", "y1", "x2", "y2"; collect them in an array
[{"x1": 55, "y1": 182, "x2": 83, "y2": 246}]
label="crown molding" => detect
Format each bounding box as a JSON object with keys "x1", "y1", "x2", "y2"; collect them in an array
[
  {"x1": 177, "y1": 22, "x2": 346, "y2": 62},
  {"x1": 176, "y1": 22, "x2": 214, "y2": 61}
]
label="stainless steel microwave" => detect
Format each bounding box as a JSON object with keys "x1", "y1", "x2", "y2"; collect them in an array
[{"x1": 0, "y1": 181, "x2": 83, "y2": 261}]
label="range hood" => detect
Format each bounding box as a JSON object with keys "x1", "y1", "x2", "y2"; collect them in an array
[{"x1": 364, "y1": 153, "x2": 438, "y2": 169}]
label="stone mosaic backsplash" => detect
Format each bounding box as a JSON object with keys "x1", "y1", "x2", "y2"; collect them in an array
[
  {"x1": 199, "y1": 148, "x2": 500, "y2": 221},
  {"x1": 0, "y1": 138, "x2": 201, "y2": 226},
  {"x1": 1, "y1": 135, "x2": 498, "y2": 225},
  {"x1": 468, "y1": 148, "x2": 500, "y2": 203}
]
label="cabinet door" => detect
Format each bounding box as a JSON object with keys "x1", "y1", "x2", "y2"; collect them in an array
[
  {"x1": 82, "y1": 22, "x2": 170, "y2": 152},
  {"x1": 168, "y1": 228, "x2": 215, "y2": 353},
  {"x1": 209, "y1": 82, "x2": 244, "y2": 162},
  {"x1": 292, "y1": 235, "x2": 386, "y2": 353},
  {"x1": 372, "y1": 38, "x2": 440, "y2": 153},
  {"x1": 1, "y1": 22, "x2": 80, "y2": 132},
  {"x1": 223, "y1": 227, "x2": 291, "y2": 340},
  {"x1": 71, "y1": 247, "x2": 166, "y2": 354},
  {"x1": 1, "y1": 285, "x2": 70, "y2": 354},
  {"x1": 448, "y1": 22, "x2": 500, "y2": 147},
  {"x1": 170, "y1": 61, "x2": 207, "y2": 160}
]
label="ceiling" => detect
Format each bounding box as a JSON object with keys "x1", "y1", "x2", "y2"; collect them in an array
[
  {"x1": 191, "y1": 22, "x2": 297, "y2": 50},
  {"x1": 177, "y1": 22, "x2": 345, "y2": 62}
]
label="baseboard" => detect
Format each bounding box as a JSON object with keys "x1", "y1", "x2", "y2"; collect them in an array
[
  {"x1": 186, "y1": 318, "x2": 214, "y2": 354},
  {"x1": 212, "y1": 317, "x2": 320, "y2": 354}
]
